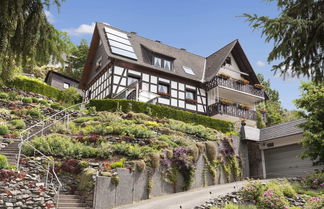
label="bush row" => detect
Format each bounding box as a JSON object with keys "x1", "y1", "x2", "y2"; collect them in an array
[
  {"x1": 5, "y1": 75, "x2": 82, "y2": 103},
  {"x1": 89, "y1": 99, "x2": 234, "y2": 133}
]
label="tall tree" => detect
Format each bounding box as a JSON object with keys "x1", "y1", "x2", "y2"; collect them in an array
[
  {"x1": 0, "y1": 0, "x2": 68, "y2": 84},
  {"x1": 61, "y1": 39, "x2": 89, "y2": 80},
  {"x1": 243, "y1": 0, "x2": 324, "y2": 83},
  {"x1": 295, "y1": 82, "x2": 324, "y2": 165},
  {"x1": 257, "y1": 74, "x2": 285, "y2": 126}
]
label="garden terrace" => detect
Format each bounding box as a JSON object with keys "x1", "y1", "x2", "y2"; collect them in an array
[{"x1": 22, "y1": 110, "x2": 243, "y2": 197}]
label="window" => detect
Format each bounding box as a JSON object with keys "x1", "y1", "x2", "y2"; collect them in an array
[
  {"x1": 96, "y1": 56, "x2": 102, "y2": 71},
  {"x1": 63, "y1": 82, "x2": 70, "y2": 89},
  {"x1": 185, "y1": 89, "x2": 196, "y2": 100},
  {"x1": 127, "y1": 76, "x2": 140, "y2": 86},
  {"x1": 154, "y1": 57, "x2": 161, "y2": 67},
  {"x1": 153, "y1": 56, "x2": 172, "y2": 70},
  {"x1": 224, "y1": 57, "x2": 231, "y2": 66},
  {"x1": 183, "y1": 66, "x2": 195, "y2": 75},
  {"x1": 158, "y1": 83, "x2": 170, "y2": 94}
]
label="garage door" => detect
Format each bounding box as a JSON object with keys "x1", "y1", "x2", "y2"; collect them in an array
[{"x1": 264, "y1": 144, "x2": 323, "y2": 178}]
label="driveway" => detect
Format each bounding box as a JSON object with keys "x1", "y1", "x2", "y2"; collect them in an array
[{"x1": 114, "y1": 181, "x2": 249, "y2": 209}]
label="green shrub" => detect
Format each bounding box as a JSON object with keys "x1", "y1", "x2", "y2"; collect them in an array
[
  {"x1": 89, "y1": 99, "x2": 234, "y2": 133},
  {"x1": 39, "y1": 99, "x2": 49, "y2": 105},
  {"x1": 110, "y1": 159, "x2": 125, "y2": 169},
  {"x1": 73, "y1": 116, "x2": 99, "y2": 123},
  {"x1": 31, "y1": 97, "x2": 40, "y2": 103},
  {"x1": 223, "y1": 203, "x2": 239, "y2": 209},
  {"x1": 8, "y1": 92, "x2": 18, "y2": 100},
  {"x1": 6, "y1": 75, "x2": 61, "y2": 99},
  {"x1": 0, "y1": 92, "x2": 9, "y2": 100},
  {"x1": 79, "y1": 168, "x2": 96, "y2": 191},
  {"x1": 22, "y1": 134, "x2": 98, "y2": 159},
  {"x1": 26, "y1": 108, "x2": 41, "y2": 118},
  {"x1": 112, "y1": 142, "x2": 155, "y2": 159},
  {"x1": 304, "y1": 197, "x2": 324, "y2": 209},
  {"x1": 206, "y1": 141, "x2": 217, "y2": 161},
  {"x1": 58, "y1": 87, "x2": 81, "y2": 104},
  {"x1": 10, "y1": 120, "x2": 26, "y2": 129},
  {"x1": 240, "y1": 180, "x2": 265, "y2": 201},
  {"x1": 0, "y1": 125, "x2": 9, "y2": 135},
  {"x1": 22, "y1": 97, "x2": 33, "y2": 103},
  {"x1": 0, "y1": 154, "x2": 8, "y2": 169},
  {"x1": 158, "y1": 135, "x2": 178, "y2": 147},
  {"x1": 51, "y1": 102, "x2": 64, "y2": 110}
]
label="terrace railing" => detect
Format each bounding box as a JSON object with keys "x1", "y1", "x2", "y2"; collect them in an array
[
  {"x1": 206, "y1": 76, "x2": 265, "y2": 98},
  {"x1": 16, "y1": 102, "x2": 87, "y2": 208},
  {"x1": 208, "y1": 102, "x2": 257, "y2": 120}
]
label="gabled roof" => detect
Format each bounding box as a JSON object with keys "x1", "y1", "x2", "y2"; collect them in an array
[
  {"x1": 97, "y1": 22, "x2": 205, "y2": 82},
  {"x1": 82, "y1": 22, "x2": 262, "y2": 87},
  {"x1": 205, "y1": 40, "x2": 261, "y2": 84},
  {"x1": 45, "y1": 70, "x2": 79, "y2": 84},
  {"x1": 260, "y1": 118, "x2": 306, "y2": 141}
]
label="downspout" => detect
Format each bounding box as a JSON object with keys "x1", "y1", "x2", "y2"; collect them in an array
[{"x1": 261, "y1": 148, "x2": 266, "y2": 179}]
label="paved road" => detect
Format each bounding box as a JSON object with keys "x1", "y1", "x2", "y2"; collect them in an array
[{"x1": 114, "y1": 181, "x2": 248, "y2": 209}]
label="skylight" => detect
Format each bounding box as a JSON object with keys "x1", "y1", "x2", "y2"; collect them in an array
[{"x1": 183, "y1": 66, "x2": 195, "y2": 75}]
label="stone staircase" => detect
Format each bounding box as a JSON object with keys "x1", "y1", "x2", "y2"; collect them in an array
[
  {"x1": 59, "y1": 194, "x2": 88, "y2": 209},
  {"x1": 0, "y1": 140, "x2": 20, "y2": 165}
]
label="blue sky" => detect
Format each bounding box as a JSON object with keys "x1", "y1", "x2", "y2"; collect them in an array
[{"x1": 47, "y1": 0, "x2": 305, "y2": 110}]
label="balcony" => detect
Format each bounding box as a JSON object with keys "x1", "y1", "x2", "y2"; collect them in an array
[
  {"x1": 208, "y1": 102, "x2": 257, "y2": 121},
  {"x1": 206, "y1": 76, "x2": 265, "y2": 98}
]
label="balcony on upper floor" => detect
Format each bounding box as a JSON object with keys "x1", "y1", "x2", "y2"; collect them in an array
[
  {"x1": 206, "y1": 75, "x2": 265, "y2": 99},
  {"x1": 207, "y1": 101, "x2": 267, "y2": 122}
]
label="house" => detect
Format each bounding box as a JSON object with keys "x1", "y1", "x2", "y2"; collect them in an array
[
  {"x1": 242, "y1": 119, "x2": 323, "y2": 178},
  {"x1": 45, "y1": 70, "x2": 80, "y2": 91},
  {"x1": 80, "y1": 22, "x2": 267, "y2": 127}
]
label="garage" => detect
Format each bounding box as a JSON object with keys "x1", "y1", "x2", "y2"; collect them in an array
[{"x1": 264, "y1": 144, "x2": 321, "y2": 178}]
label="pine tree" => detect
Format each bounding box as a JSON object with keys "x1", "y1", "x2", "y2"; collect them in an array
[{"x1": 243, "y1": 0, "x2": 324, "y2": 83}]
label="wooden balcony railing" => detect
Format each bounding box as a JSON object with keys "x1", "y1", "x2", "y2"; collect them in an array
[
  {"x1": 206, "y1": 76, "x2": 265, "y2": 98},
  {"x1": 207, "y1": 102, "x2": 257, "y2": 120}
]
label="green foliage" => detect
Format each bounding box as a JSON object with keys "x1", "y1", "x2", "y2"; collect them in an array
[
  {"x1": 26, "y1": 108, "x2": 42, "y2": 118},
  {"x1": 10, "y1": 120, "x2": 26, "y2": 129},
  {"x1": 0, "y1": 155, "x2": 8, "y2": 169},
  {"x1": 243, "y1": 0, "x2": 324, "y2": 83},
  {"x1": 22, "y1": 97, "x2": 33, "y2": 103},
  {"x1": 149, "y1": 152, "x2": 160, "y2": 168},
  {"x1": 165, "y1": 119, "x2": 220, "y2": 140},
  {"x1": 73, "y1": 116, "x2": 99, "y2": 123},
  {"x1": 89, "y1": 99, "x2": 233, "y2": 133},
  {"x1": 39, "y1": 99, "x2": 49, "y2": 105},
  {"x1": 6, "y1": 75, "x2": 61, "y2": 99},
  {"x1": 240, "y1": 180, "x2": 265, "y2": 201},
  {"x1": 79, "y1": 168, "x2": 96, "y2": 191},
  {"x1": 62, "y1": 39, "x2": 89, "y2": 80},
  {"x1": 111, "y1": 174, "x2": 119, "y2": 186},
  {"x1": 0, "y1": 125, "x2": 9, "y2": 135},
  {"x1": 295, "y1": 82, "x2": 324, "y2": 165},
  {"x1": 110, "y1": 159, "x2": 125, "y2": 169},
  {"x1": 299, "y1": 170, "x2": 324, "y2": 190},
  {"x1": 22, "y1": 134, "x2": 98, "y2": 159},
  {"x1": 58, "y1": 87, "x2": 81, "y2": 104},
  {"x1": 304, "y1": 197, "x2": 324, "y2": 209},
  {"x1": 0, "y1": 0, "x2": 72, "y2": 84},
  {"x1": 50, "y1": 102, "x2": 64, "y2": 110},
  {"x1": 256, "y1": 111, "x2": 266, "y2": 129},
  {"x1": 0, "y1": 92, "x2": 9, "y2": 100},
  {"x1": 111, "y1": 142, "x2": 155, "y2": 159},
  {"x1": 205, "y1": 141, "x2": 217, "y2": 161}
]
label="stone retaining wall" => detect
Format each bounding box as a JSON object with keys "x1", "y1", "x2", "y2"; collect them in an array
[{"x1": 93, "y1": 135, "x2": 248, "y2": 209}]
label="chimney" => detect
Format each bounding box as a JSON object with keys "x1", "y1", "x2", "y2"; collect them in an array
[
  {"x1": 180, "y1": 48, "x2": 186, "y2": 51},
  {"x1": 155, "y1": 40, "x2": 161, "y2": 43},
  {"x1": 130, "y1": 32, "x2": 137, "y2": 35}
]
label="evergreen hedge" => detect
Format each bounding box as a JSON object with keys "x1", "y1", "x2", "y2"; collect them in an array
[
  {"x1": 89, "y1": 99, "x2": 234, "y2": 133},
  {"x1": 5, "y1": 75, "x2": 82, "y2": 103},
  {"x1": 6, "y1": 75, "x2": 61, "y2": 99}
]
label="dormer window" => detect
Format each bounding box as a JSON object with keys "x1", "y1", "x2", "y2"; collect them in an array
[{"x1": 153, "y1": 56, "x2": 172, "y2": 70}]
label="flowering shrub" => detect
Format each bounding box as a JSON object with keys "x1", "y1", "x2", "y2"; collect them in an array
[
  {"x1": 240, "y1": 180, "x2": 265, "y2": 201},
  {"x1": 300, "y1": 170, "x2": 324, "y2": 190},
  {"x1": 259, "y1": 189, "x2": 289, "y2": 209},
  {"x1": 304, "y1": 197, "x2": 324, "y2": 209},
  {"x1": 173, "y1": 147, "x2": 196, "y2": 190}
]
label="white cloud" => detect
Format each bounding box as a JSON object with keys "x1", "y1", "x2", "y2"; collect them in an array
[
  {"x1": 44, "y1": 10, "x2": 54, "y2": 24},
  {"x1": 63, "y1": 23, "x2": 96, "y2": 36},
  {"x1": 256, "y1": 60, "x2": 266, "y2": 67}
]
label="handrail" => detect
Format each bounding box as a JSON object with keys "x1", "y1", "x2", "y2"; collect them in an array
[{"x1": 16, "y1": 102, "x2": 87, "y2": 208}]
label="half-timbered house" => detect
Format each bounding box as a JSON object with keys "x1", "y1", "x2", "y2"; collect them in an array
[{"x1": 80, "y1": 22, "x2": 267, "y2": 127}]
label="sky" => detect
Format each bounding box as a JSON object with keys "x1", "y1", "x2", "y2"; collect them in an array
[{"x1": 47, "y1": 0, "x2": 306, "y2": 110}]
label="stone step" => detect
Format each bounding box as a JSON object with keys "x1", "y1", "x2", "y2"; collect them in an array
[
  {"x1": 59, "y1": 199, "x2": 81, "y2": 203},
  {"x1": 0, "y1": 153, "x2": 17, "y2": 156},
  {"x1": 58, "y1": 207, "x2": 87, "y2": 209},
  {"x1": 60, "y1": 195, "x2": 80, "y2": 198},
  {"x1": 58, "y1": 203, "x2": 84, "y2": 207}
]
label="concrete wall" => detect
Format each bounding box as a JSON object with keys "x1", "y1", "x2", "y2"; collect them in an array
[{"x1": 93, "y1": 136, "x2": 249, "y2": 209}]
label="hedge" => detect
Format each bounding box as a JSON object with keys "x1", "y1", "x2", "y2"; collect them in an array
[
  {"x1": 89, "y1": 99, "x2": 234, "y2": 133},
  {"x1": 6, "y1": 75, "x2": 61, "y2": 99},
  {"x1": 5, "y1": 75, "x2": 82, "y2": 103}
]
